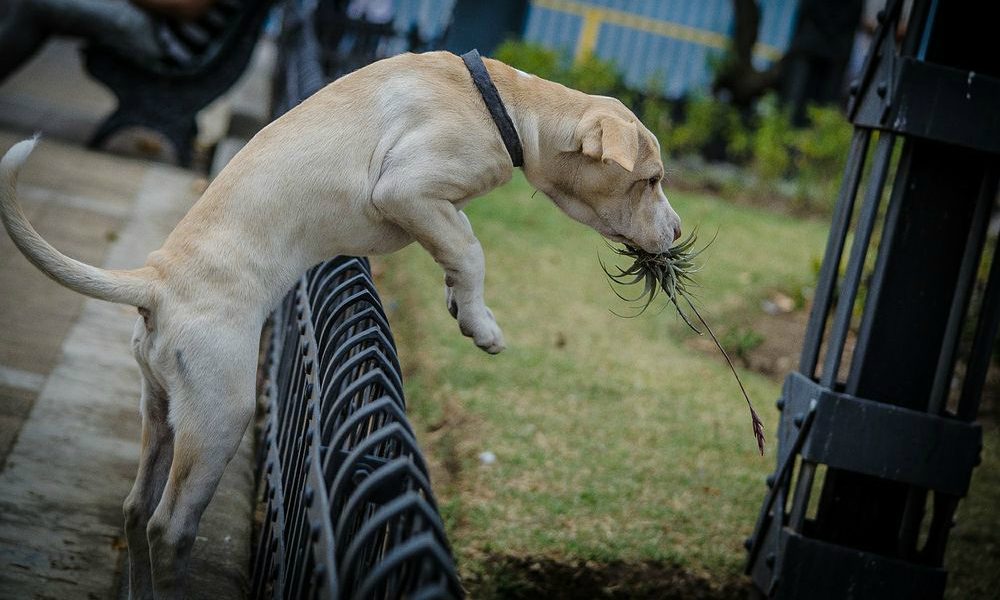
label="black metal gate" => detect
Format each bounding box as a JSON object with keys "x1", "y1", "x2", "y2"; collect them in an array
[
  {"x1": 746, "y1": 1, "x2": 1000, "y2": 598},
  {"x1": 251, "y1": 1, "x2": 462, "y2": 597}
]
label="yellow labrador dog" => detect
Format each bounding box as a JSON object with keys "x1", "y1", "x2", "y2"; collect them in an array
[{"x1": 0, "y1": 50, "x2": 680, "y2": 597}]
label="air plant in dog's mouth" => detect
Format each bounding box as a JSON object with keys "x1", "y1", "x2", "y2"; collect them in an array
[{"x1": 600, "y1": 232, "x2": 766, "y2": 456}]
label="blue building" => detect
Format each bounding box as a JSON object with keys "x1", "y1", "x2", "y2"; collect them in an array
[
  {"x1": 521, "y1": 0, "x2": 801, "y2": 98},
  {"x1": 387, "y1": 0, "x2": 802, "y2": 100}
]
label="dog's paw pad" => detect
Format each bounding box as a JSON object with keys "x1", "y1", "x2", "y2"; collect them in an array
[
  {"x1": 479, "y1": 339, "x2": 506, "y2": 354},
  {"x1": 472, "y1": 320, "x2": 505, "y2": 355},
  {"x1": 457, "y1": 307, "x2": 505, "y2": 353}
]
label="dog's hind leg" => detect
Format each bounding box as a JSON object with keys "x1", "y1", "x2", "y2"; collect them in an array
[
  {"x1": 122, "y1": 375, "x2": 174, "y2": 600},
  {"x1": 146, "y1": 326, "x2": 257, "y2": 598}
]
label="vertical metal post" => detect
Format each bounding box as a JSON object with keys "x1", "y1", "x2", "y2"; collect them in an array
[
  {"x1": 799, "y1": 129, "x2": 871, "y2": 377},
  {"x1": 746, "y1": 1, "x2": 1000, "y2": 596},
  {"x1": 818, "y1": 133, "x2": 895, "y2": 389}
]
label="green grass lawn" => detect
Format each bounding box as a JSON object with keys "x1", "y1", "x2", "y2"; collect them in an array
[{"x1": 376, "y1": 173, "x2": 999, "y2": 598}]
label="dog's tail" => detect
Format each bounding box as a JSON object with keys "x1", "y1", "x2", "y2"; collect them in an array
[{"x1": 1, "y1": 137, "x2": 158, "y2": 308}]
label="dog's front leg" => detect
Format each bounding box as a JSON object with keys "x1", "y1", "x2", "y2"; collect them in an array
[
  {"x1": 376, "y1": 196, "x2": 504, "y2": 353},
  {"x1": 444, "y1": 210, "x2": 475, "y2": 320}
]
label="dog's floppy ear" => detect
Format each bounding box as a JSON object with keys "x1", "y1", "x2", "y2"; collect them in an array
[{"x1": 578, "y1": 113, "x2": 639, "y2": 172}]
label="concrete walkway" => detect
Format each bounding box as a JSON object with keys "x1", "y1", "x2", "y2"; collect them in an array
[
  {"x1": 0, "y1": 134, "x2": 255, "y2": 600},
  {"x1": 0, "y1": 39, "x2": 267, "y2": 600}
]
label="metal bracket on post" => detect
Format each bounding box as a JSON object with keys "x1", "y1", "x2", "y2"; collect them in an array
[
  {"x1": 746, "y1": 374, "x2": 983, "y2": 598},
  {"x1": 852, "y1": 57, "x2": 1000, "y2": 154},
  {"x1": 847, "y1": 0, "x2": 1000, "y2": 154}
]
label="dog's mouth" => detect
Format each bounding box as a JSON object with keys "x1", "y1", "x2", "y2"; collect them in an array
[
  {"x1": 598, "y1": 225, "x2": 642, "y2": 249},
  {"x1": 604, "y1": 233, "x2": 672, "y2": 255},
  {"x1": 590, "y1": 218, "x2": 632, "y2": 247},
  {"x1": 603, "y1": 233, "x2": 633, "y2": 246},
  {"x1": 594, "y1": 217, "x2": 642, "y2": 250}
]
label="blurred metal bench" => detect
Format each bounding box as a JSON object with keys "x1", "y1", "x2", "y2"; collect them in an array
[{"x1": 82, "y1": 0, "x2": 274, "y2": 166}]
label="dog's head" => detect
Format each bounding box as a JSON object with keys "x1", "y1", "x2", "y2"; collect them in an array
[{"x1": 533, "y1": 97, "x2": 681, "y2": 254}]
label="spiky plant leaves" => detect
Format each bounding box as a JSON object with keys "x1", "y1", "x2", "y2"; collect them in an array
[{"x1": 602, "y1": 232, "x2": 766, "y2": 456}]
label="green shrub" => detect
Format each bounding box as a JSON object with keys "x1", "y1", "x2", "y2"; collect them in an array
[
  {"x1": 640, "y1": 89, "x2": 672, "y2": 153},
  {"x1": 792, "y1": 104, "x2": 853, "y2": 208},
  {"x1": 724, "y1": 108, "x2": 753, "y2": 159},
  {"x1": 744, "y1": 96, "x2": 853, "y2": 212},
  {"x1": 565, "y1": 52, "x2": 624, "y2": 96},
  {"x1": 494, "y1": 40, "x2": 629, "y2": 100},
  {"x1": 666, "y1": 95, "x2": 718, "y2": 155},
  {"x1": 661, "y1": 94, "x2": 749, "y2": 159},
  {"x1": 493, "y1": 40, "x2": 563, "y2": 82},
  {"x1": 750, "y1": 95, "x2": 794, "y2": 181},
  {"x1": 722, "y1": 326, "x2": 765, "y2": 365}
]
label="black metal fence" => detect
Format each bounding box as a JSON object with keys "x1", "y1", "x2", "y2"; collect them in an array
[
  {"x1": 252, "y1": 1, "x2": 462, "y2": 597},
  {"x1": 252, "y1": 258, "x2": 463, "y2": 599}
]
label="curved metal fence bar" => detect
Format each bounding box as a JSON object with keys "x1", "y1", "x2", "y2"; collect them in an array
[{"x1": 252, "y1": 257, "x2": 463, "y2": 599}]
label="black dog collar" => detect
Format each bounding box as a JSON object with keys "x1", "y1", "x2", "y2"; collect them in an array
[{"x1": 461, "y1": 49, "x2": 524, "y2": 168}]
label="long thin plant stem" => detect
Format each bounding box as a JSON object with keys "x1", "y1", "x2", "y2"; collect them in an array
[
  {"x1": 602, "y1": 232, "x2": 766, "y2": 455},
  {"x1": 683, "y1": 296, "x2": 766, "y2": 456}
]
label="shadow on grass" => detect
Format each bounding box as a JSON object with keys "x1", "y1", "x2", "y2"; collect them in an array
[{"x1": 466, "y1": 555, "x2": 750, "y2": 599}]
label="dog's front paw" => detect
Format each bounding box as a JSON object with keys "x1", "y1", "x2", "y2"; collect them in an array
[{"x1": 458, "y1": 307, "x2": 505, "y2": 354}]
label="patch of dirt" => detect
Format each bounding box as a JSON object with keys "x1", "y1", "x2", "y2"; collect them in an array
[
  {"x1": 420, "y1": 395, "x2": 477, "y2": 490},
  {"x1": 687, "y1": 297, "x2": 862, "y2": 386},
  {"x1": 740, "y1": 310, "x2": 807, "y2": 379},
  {"x1": 465, "y1": 555, "x2": 748, "y2": 600},
  {"x1": 687, "y1": 309, "x2": 809, "y2": 381}
]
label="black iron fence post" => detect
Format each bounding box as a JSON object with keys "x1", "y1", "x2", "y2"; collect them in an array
[{"x1": 746, "y1": 0, "x2": 1000, "y2": 597}]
